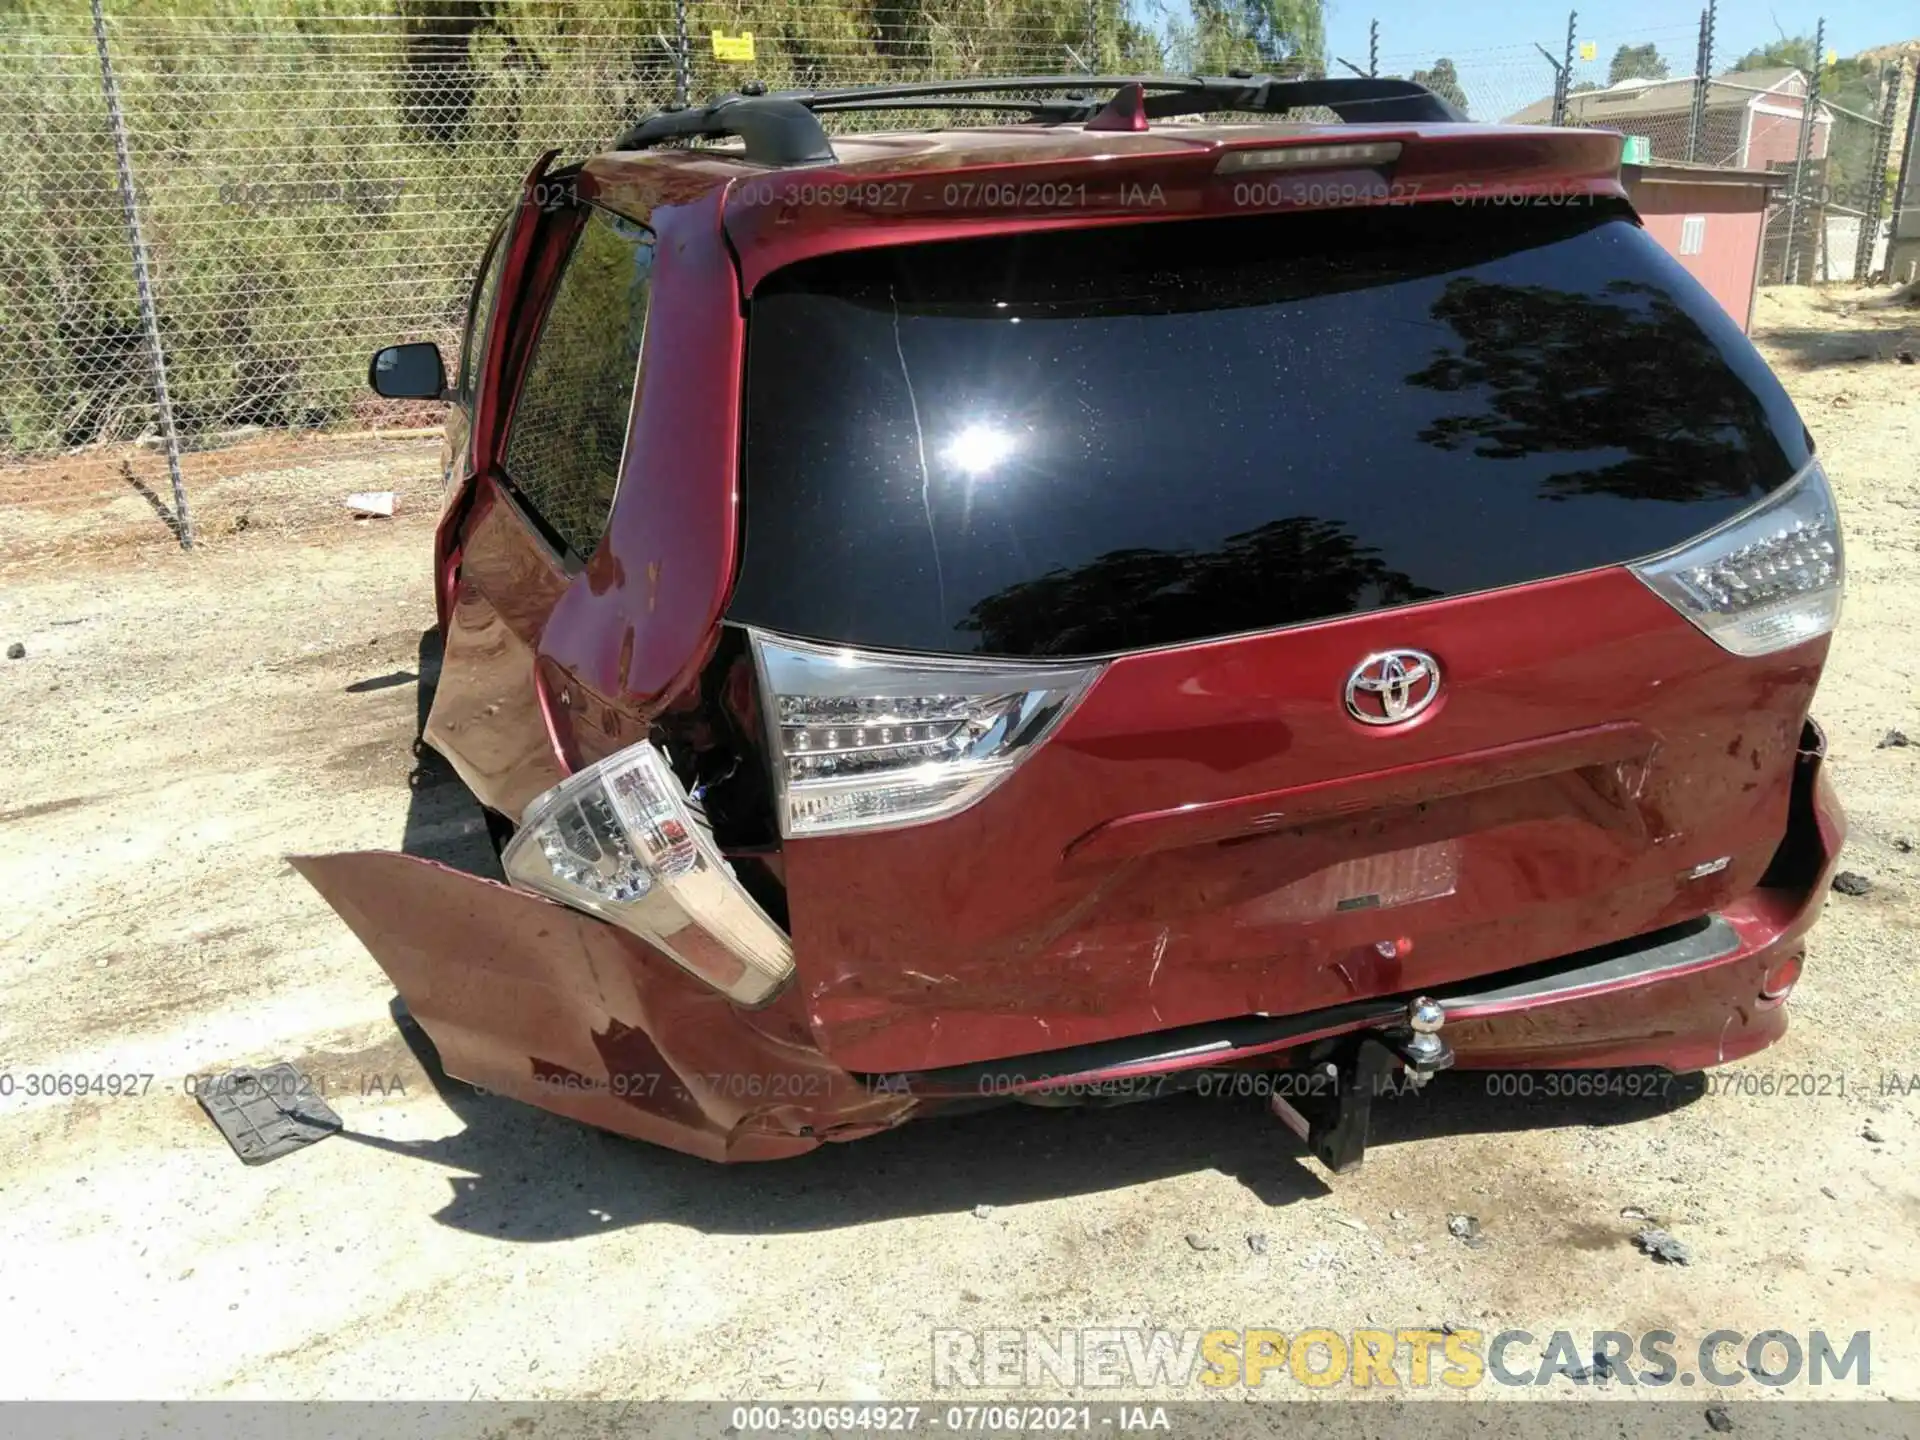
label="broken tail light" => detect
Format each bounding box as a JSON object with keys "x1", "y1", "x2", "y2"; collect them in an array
[
  {"x1": 502, "y1": 744, "x2": 794, "y2": 1005},
  {"x1": 1630, "y1": 458, "x2": 1843, "y2": 657},
  {"x1": 749, "y1": 631, "x2": 1103, "y2": 838}
]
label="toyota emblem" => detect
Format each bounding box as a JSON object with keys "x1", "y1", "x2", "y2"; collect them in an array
[{"x1": 1344, "y1": 649, "x2": 1441, "y2": 726}]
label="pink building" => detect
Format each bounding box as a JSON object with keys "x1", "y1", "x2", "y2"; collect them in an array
[
  {"x1": 1507, "y1": 67, "x2": 1832, "y2": 170},
  {"x1": 1623, "y1": 163, "x2": 1782, "y2": 332}
]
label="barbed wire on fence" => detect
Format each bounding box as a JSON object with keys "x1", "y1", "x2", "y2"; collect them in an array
[{"x1": 1, "y1": 0, "x2": 1916, "y2": 563}]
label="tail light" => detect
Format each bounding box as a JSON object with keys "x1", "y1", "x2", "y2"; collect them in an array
[
  {"x1": 1629, "y1": 458, "x2": 1843, "y2": 657},
  {"x1": 749, "y1": 631, "x2": 1102, "y2": 838},
  {"x1": 502, "y1": 744, "x2": 793, "y2": 1005}
]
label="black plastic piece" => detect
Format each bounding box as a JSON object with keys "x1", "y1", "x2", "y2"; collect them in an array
[
  {"x1": 612, "y1": 96, "x2": 837, "y2": 166},
  {"x1": 787, "y1": 73, "x2": 1464, "y2": 124},
  {"x1": 873, "y1": 913, "x2": 1736, "y2": 1098},
  {"x1": 1758, "y1": 718, "x2": 1830, "y2": 890},
  {"x1": 1305, "y1": 1037, "x2": 1399, "y2": 1172},
  {"x1": 1444, "y1": 916, "x2": 1738, "y2": 1009},
  {"x1": 1135, "y1": 74, "x2": 1467, "y2": 124},
  {"x1": 1272, "y1": 1021, "x2": 1452, "y2": 1172},
  {"x1": 609, "y1": 73, "x2": 1466, "y2": 167},
  {"x1": 195, "y1": 1064, "x2": 342, "y2": 1165}
]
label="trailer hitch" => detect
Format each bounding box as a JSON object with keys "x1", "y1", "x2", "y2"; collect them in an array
[{"x1": 1270, "y1": 996, "x2": 1452, "y2": 1173}]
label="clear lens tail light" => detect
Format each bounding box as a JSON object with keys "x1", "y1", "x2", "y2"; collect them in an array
[
  {"x1": 750, "y1": 632, "x2": 1104, "y2": 838},
  {"x1": 502, "y1": 744, "x2": 793, "y2": 1005},
  {"x1": 1629, "y1": 458, "x2": 1843, "y2": 657}
]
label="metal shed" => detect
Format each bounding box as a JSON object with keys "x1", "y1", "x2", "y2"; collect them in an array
[
  {"x1": 1623, "y1": 162, "x2": 1783, "y2": 332},
  {"x1": 1506, "y1": 67, "x2": 1833, "y2": 168}
]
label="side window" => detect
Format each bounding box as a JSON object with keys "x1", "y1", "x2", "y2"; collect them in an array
[
  {"x1": 458, "y1": 214, "x2": 509, "y2": 401},
  {"x1": 502, "y1": 207, "x2": 655, "y2": 562}
]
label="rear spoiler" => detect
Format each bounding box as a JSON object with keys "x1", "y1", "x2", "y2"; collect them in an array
[
  {"x1": 610, "y1": 74, "x2": 1468, "y2": 168},
  {"x1": 709, "y1": 124, "x2": 1631, "y2": 294}
]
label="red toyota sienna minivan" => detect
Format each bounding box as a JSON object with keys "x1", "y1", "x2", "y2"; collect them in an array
[{"x1": 316, "y1": 76, "x2": 1847, "y2": 1165}]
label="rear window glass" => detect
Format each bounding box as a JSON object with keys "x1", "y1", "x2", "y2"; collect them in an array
[{"x1": 730, "y1": 204, "x2": 1809, "y2": 659}]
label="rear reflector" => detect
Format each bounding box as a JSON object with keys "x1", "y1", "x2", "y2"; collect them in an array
[
  {"x1": 1215, "y1": 141, "x2": 1403, "y2": 173},
  {"x1": 503, "y1": 743, "x2": 794, "y2": 1005},
  {"x1": 1758, "y1": 952, "x2": 1804, "y2": 1008},
  {"x1": 750, "y1": 631, "x2": 1102, "y2": 838},
  {"x1": 1629, "y1": 458, "x2": 1843, "y2": 657}
]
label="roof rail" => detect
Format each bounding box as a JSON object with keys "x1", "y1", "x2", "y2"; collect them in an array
[
  {"x1": 610, "y1": 73, "x2": 1467, "y2": 167},
  {"x1": 613, "y1": 95, "x2": 837, "y2": 166}
]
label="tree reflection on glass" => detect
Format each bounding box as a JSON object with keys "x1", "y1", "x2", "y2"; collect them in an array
[
  {"x1": 1406, "y1": 276, "x2": 1787, "y2": 504},
  {"x1": 956, "y1": 516, "x2": 1435, "y2": 656}
]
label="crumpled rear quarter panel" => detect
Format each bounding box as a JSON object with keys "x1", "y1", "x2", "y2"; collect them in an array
[{"x1": 291, "y1": 852, "x2": 912, "y2": 1162}]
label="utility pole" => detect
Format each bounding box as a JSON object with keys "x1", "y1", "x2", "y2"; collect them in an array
[
  {"x1": 1857, "y1": 66, "x2": 1903, "y2": 281},
  {"x1": 1686, "y1": 0, "x2": 1716, "y2": 163},
  {"x1": 1783, "y1": 17, "x2": 1825, "y2": 283},
  {"x1": 1547, "y1": 11, "x2": 1577, "y2": 127},
  {"x1": 1891, "y1": 67, "x2": 1920, "y2": 278},
  {"x1": 90, "y1": 0, "x2": 191, "y2": 550},
  {"x1": 672, "y1": 0, "x2": 690, "y2": 108}
]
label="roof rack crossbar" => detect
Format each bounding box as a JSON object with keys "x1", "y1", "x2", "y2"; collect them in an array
[
  {"x1": 805, "y1": 97, "x2": 1087, "y2": 117},
  {"x1": 609, "y1": 73, "x2": 1464, "y2": 167}
]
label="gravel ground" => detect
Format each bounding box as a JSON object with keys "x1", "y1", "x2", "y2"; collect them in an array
[{"x1": 0, "y1": 286, "x2": 1915, "y2": 1405}]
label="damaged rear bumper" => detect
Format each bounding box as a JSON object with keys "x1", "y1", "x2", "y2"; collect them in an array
[
  {"x1": 289, "y1": 851, "x2": 912, "y2": 1163},
  {"x1": 294, "y1": 723, "x2": 1844, "y2": 1162}
]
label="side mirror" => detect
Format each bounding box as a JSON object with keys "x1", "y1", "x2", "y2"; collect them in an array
[{"x1": 368, "y1": 342, "x2": 447, "y2": 400}]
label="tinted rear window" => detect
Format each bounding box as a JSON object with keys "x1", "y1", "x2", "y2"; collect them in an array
[{"x1": 730, "y1": 204, "x2": 1808, "y2": 658}]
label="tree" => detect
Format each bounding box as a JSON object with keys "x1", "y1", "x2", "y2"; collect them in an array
[
  {"x1": 1607, "y1": 43, "x2": 1668, "y2": 85},
  {"x1": 1240, "y1": 0, "x2": 1325, "y2": 72},
  {"x1": 1406, "y1": 276, "x2": 1781, "y2": 506},
  {"x1": 1730, "y1": 36, "x2": 1818, "y2": 72},
  {"x1": 1410, "y1": 57, "x2": 1468, "y2": 115},
  {"x1": 1170, "y1": 0, "x2": 1326, "y2": 75},
  {"x1": 1728, "y1": 35, "x2": 1889, "y2": 213},
  {"x1": 959, "y1": 518, "x2": 1433, "y2": 656}
]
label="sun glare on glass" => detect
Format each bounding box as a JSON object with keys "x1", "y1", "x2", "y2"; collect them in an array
[{"x1": 942, "y1": 423, "x2": 1017, "y2": 477}]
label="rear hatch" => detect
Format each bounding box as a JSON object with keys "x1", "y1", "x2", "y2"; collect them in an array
[{"x1": 725, "y1": 198, "x2": 1832, "y2": 1074}]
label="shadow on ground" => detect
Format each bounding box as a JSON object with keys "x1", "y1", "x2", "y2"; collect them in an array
[
  {"x1": 347, "y1": 1004, "x2": 1704, "y2": 1245},
  {"x1": 328, "y1": 629, "x2": 1704, "y2": 1241},
  {"x1": 118, "y1": 459, "x2": 186, "y2": 544},
  {"x1": 1756, "y1": 323, "x2": 1917, "y2": 369}
]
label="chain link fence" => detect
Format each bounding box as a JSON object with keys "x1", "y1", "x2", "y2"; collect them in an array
[{"x1": 2, "y1": 1, "x2": 1915, "y2": 562}]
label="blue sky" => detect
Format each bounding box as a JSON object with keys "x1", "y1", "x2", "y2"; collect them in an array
[
  {"x1": 1295, "y1": 0, "x2": 1905, "y2": 120},
  {"x1": 1325, "y1": 0, "x2": 1897, "y2": 71}
]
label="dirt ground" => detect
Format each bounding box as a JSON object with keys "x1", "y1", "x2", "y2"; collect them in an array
[{"x1": 0, "y1": 285, "x2": 1916, "y2": 1407}]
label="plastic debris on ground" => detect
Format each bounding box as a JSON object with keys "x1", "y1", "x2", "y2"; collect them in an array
[
  {"x1": 196, "y1": 1063, "x2": 343, "y2": 1165},
  {"x1": 344, "y1": 491, "x2": 396, "y2": 518}
]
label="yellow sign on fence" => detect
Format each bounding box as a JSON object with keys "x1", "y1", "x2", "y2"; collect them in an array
[
  {"x1": 711, "y1": 30, "x2": 755, "y2": 63},
  {"x1": 1578, "y1": 41, "x2": 1597, "y2": 61}
]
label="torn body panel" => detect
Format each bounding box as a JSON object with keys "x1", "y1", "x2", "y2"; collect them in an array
[
  {"x1": 291, "y1": 851, "x2": 910, "y2": 1162},
  {"x1": 425, "y1": 484, "x2": 572, "y2": 819}
]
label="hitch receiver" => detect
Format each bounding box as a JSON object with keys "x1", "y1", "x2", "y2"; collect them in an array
[{"x1": 1270, "y1": 996, "x2": 1452, "y2": 1173}]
